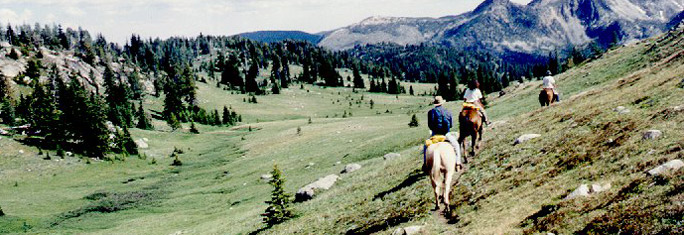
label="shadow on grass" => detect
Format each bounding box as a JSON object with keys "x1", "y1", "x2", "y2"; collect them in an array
[
  {"x1": 373, "y1": 168, "x2": 425, "y2": 201},
  {"x1": 248, "y1": 226, "x2": 269, "y2": 235}
]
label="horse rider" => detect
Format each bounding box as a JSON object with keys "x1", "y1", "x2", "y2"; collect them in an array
[
  {"x1": 542, "y1": 70, "x2": 560, "y2": 102},
  {"x1": 463, "y1": 80, "x2": 491, "y2": 125},
  {"x1": 424, "y1": 96, "x2": 460, "y2": 170}
]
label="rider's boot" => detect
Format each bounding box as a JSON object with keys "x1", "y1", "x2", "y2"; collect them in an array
[{"x1": 480, "y1": 110, "x2": 492, "y2": 126}]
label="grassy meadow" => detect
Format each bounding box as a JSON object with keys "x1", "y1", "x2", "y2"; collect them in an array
[{"x1": 1, "y1": 29, "x2": 683, "y2": 234}]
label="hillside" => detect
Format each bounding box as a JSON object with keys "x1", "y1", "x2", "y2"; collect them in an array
[
  {"x1": 0, "y1": 21, "x2": 682, "y2": 235},
  {"x1": 269, "y1": 22, "x2": 684, "y2": 233},
  {"x1": 318, "y1": 0, "x2": 683, "y2": 53},
  {"x1": 237, "y1": 31, "x2": 323, "y2": 44}
]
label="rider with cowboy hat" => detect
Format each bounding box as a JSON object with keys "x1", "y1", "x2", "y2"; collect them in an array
[{"x1": 424, "y1": 96, "x2": 461, "y2": 171}]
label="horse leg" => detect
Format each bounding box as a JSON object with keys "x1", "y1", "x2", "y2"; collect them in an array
[
  {"x1": 458, "y1": 135, "x2": 468, "y2": 164},
  {"x1": 470, "y1": 132, "x2": 478, "y2": 156},
  {"x1": 432, "y1": 177, "x2": 441, "y2": 211},
  {"x1": 443, "y1": 170, "x2": 454, "y2": 213}
]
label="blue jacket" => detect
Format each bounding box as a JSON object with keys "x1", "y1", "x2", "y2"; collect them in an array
[{"x1": 428, "y1": 105, "x2": 452, "y2": 135}]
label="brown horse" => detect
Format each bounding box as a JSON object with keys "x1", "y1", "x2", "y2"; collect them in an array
[
  {"x1": 539, "y1": 88, "x2": 555, "y2": 107},
  {"x1": 458, "y1": 104, "x2": 483, "y2": 162}
]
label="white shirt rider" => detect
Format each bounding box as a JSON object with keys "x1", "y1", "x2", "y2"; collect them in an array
[
  {"x1": 463, "y1": 88, "x2": 483, "y2": 103},
  {"x1": 542, "y1": 76, "x2": 556, "y2": 89}
]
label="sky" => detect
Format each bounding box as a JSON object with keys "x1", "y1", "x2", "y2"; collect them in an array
[{"x1": 0, "y1": 0, "x2": 533, "y2": 44}]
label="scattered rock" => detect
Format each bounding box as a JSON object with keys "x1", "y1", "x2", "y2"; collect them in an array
[
  {"x1": 295, "y1": 174, "x2": 340, "y2": 202},
  {"x1": 590, "y1": 183, "x2": 612, "y2": 193},
  {"x1": 647, "y1": 159, "x2": 684, "y2": 176},
  {"x1": 305, "y1": 162, "x2": 315, "y2": 168},
  {"x1": 260, "y1": 174, "x2": 273, "y2": 181},
  {"x1": 18, "y1": 150, "x2": 24, "y2": 154},
  {"x1": 65, "y1": 151, "x2": 73, "y2": 157},
  {"x1": 513, "y1": 134, "x2": 541, "y2": 145},
  {"x1": 296, "y1": 188, "x2": 315, "y2": 201},
  {"x1": 0, "y1": 129, "x2": 9, "y2": 136},
  {"x1": 643, "y1": 130, "x2": 662, "y2": 140},
  {"x1": 341, "y1": 164, "x2": 362, "y2": 174},
  {"x1": 673, "y1": 106, "x2": 683, "y2": 112},
  {"x1": 143, "y1": 138, "x2": 149, "y2": 142},
  {"x1": 392, "y1": 226, "x2": 424, "y2": 235},
  {"x1": 566, "y1": 183, "x2": 612, "y2": 200},
  {"x1": 565, "y1": 184, "x2": 590, "y2": 200},
  {"x1": 383, "y1": 153, "x2": 401, "y2": 160},
  {"x1": 613, "y1": 106, "x2": 631, "y2": 114},
  {"x1": 134, "y1": 139, "x2": 149, "y2": 149},
  {"x1": 334, "y1": 161, "x2": 342, "y2": 166}
]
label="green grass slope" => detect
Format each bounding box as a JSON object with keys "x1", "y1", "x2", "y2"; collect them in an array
[{"x1": 1, "y1": 27, "x2": 682, "y2": 234}]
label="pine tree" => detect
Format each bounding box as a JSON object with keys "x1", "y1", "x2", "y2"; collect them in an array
[
  {"x1": 409, "y1": 85, "x2": 414, "y2": 96},
  {"x1": 271, "y1": 82, "x2": 280, "y2": 94},
  {"x1": 261, "y1": 164, "x2": 294, "y2": 227},
  {"x1": 167, "y1": 113, "x2": 181, "y2": 131},
  {"x1": 0, "y1": 99, "x2": 16, "y2": 126},
  {"x1": 171, "y1": 153, "x2": 182, "y2": 166},
  {"x1": 245, "y1": 60, "x2": 260, "y2": 94},
  {"x1": 222, "y1": 106, "x2": 235, "y2": 126},
  {"x1": 408, "y1": 114, "x2": 419, "y2": 127},
  {"x1": 8, "y1": 48, "x2": 19, "y2": 60},
  {"x1": 0, "y1": 71, "x2": 9, "y2": 101},
  {"x1": 353, "y1": 66, "x2": 365, "y2": 88},
  {"x1": 25, "y1": 60, "x2": 42, "y2": 80},
  {"x1": 190, "y1": 122, "x2": 199, "y2": 134},
  {"x1": 136, "y1": 102, "x2": 153, "y2": 130},
  {"x1": 120, "y1": 126, "x2": 138, "y2": 155}
]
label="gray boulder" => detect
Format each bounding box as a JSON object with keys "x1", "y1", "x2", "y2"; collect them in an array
[
  {"x1": 341, "y1": 163, "x2": 362, "y2": 174},
  {"x1": 383, "y1": 153, "x2": 401, "y2": 160},
  {"x1": 295, "y1": 174, "x2": 340, "y2": 202},
  {"x1": 514, "y1": 134, "x2": 541, "y2": 145},
  {"x1": 134, "y1": 139, "x2": 149, "y2": 149},
  {"x1": 590, "y1": 183, "x2": 612, "y2": 193},
  {"x1": 392, "y1": 226, "x2": 424, "y2": 235},
  {"x1": 643, "y1": 130, "x2": 662, "y2": 140},
  {"x1": 565, "y1": 183, "x2": 612, "y2": 200},
  {"x1": 647, "y1": 159, "x2": 684, "y2": 176},
  {"x1": 613, "y1": 106, "x2": 631, "y2": 114},
  {"x1": 295, "y1": 188, "x2": 315, "y2": 201},
  {"x1": 565, "y1": 184, "x2": 590, "y2": 200},
  {"x1": 260, "y1": 174, "x2": 273, "y2": 181}
]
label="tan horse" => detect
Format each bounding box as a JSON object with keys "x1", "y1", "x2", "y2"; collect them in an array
[
  {"x1": 458, "y1": 104, "x2": 483, "y2": 162},
  {"x1": 539, "y1": 88, "x2": 555, "y2": 107},
  {"x1": 425, "y1": 142, "x2": 461, "y2": 212}
]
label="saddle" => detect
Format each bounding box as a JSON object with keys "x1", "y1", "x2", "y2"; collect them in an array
[
  {"x1": 462, "y1": 103, "x2": 480, "y2": 111},
  {"x1": 425, "y1": 135, "x2": 447, "y2": 148}
]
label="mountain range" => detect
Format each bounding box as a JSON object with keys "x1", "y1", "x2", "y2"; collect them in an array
[{"x1": 240, "y1": 0, "x2": 684, "y2": 55}]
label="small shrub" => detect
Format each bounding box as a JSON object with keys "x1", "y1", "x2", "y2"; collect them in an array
[
  {"x1": 190, "y1": 122, "x2": 200, "y2": 134},
  {"x1": 150, "y1": 158, "x2": 157, "y2": 165},
  {"x1": 261, "y1": 164, "x2": 294, "y2": 227},
  {"x1": 43, "y1": 152, "x2": 51, "y2": 160},
  {"x1": 171, "y1": 153, "x2": 182, "y2": 166},
  {"x1": 296, "y1": 127, "x2": 302, "y2": 136},
  {"x1": 408, "y1": 114, "x2": 419, "y2": 127},
  {"x1": 0, "y1": 205, "x2": 5, "y2": 216}
]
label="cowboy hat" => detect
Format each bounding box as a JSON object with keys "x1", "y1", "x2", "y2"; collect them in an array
[{"x1": 433, "y1": 96, "x2": 445, "y2": 105}]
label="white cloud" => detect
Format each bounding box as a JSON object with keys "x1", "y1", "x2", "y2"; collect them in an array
[
  {"x1": 0, "y1": 8, "x2": 33, "y2": 24},
  {"x1": 63, "y1": 6, "x2": 85, "y2": 16}
]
